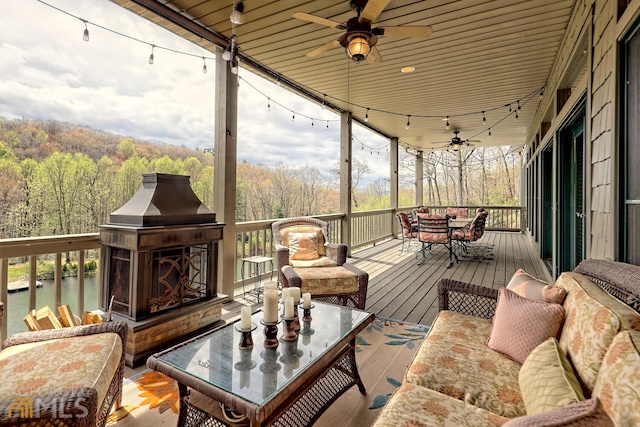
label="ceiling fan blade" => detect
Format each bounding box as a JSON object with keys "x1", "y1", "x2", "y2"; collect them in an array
[
  {"x1": 377, "y1": 26, "x2": 433, "y2": 38},
  {"x1": 293, "y1": 12, "x2": 346, "y2": 29},
  {"x1": 366, "y1": 46, "x2": 383, "y2": 64},
  {"x1": 306, "y1": 39, "x2": 341, "y2": 57},
  {"x1": 359, "y1": 0, "x2": 390, "y2": 25}
]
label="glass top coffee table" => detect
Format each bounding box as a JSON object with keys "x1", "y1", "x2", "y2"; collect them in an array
[{"x1": 147, "y1": 301, "x2": 375, "y2": 427}]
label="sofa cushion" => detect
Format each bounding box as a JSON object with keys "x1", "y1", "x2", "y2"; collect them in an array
[
  {"x1": 519, "y1": 338, "x2": 584, "y2": 415},
  {"x1": 502, "y1": 398, "x2": 613, "y2": 427},
  {"x1": 371, "y1": 383, "x2": 509, "y2": 427},
  {"x1": 279, "y1": 225, "x2": 325, "y2": 256},
  {"x1": 0, "y1": 332, "x2": 122, "y2": 407},
  {"x1": 487, "y1": 288, "x2": 564, "y2": 364},
  {"x1": 507, "y1": 269, "x2": 567, "y2": 304},
  {"x1": 555, "y1": 272, "x2": 640, "y2": 395},
  {"x1": 592, "y1": 330, "x2": 640, "y2": 426},
  {"x1": 406, "y1": 311, "x2": 525, "y2": 418},
  {"x1": 288, "y1": 232, "x2": 320, "y2": 260}
]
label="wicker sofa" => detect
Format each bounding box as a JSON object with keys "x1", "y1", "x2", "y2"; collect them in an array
[
  {"x1": 0, "y1": 303, "x2": 127, "y2": 427},
  {"x1": 373, "y1": 259, "x2": 640, "y2": 426}
]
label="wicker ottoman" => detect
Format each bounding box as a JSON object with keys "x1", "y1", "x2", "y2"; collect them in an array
[{"x1": 281, "y1": 263, "x2": 368, "y2": 309}]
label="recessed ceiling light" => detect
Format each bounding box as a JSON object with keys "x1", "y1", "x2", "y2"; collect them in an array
[{"x1": 401, "y1": 67, "x2": 415, "y2": 73}]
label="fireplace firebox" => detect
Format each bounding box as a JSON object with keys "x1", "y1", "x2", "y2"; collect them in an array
[{"x1": 99, "y1": 173, "x2": 225, "y2": 366}]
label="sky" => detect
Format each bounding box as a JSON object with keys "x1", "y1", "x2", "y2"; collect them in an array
[{"x1": 0, "y1": 0, "x2": 392, "y2": 183}]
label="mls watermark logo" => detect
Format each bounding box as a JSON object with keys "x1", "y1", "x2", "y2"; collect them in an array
[{"x1": 6, "y1": 394, "x2": 89, "y2": 420}]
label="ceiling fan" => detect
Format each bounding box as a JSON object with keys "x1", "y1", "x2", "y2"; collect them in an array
[
  {"x1": 293, "y1": 0, "x2": 433, "y2": 64},
  {"x1": 435, "y1": 131, "x2": 480, "y2": 152}
]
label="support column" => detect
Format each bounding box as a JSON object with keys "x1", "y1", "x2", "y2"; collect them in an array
[
  {"x1": 340, "y1": 111, "x2": 353, "y2": 255},
  {"x1": 415, "y1": 150, "x2": 424, "y2": 207},
  {"x1": 214, "y1": 48, "x2": 238, "y2": 300},
  {"x1": 390, "y1": 137, "x2": 399, "y2": 237}
]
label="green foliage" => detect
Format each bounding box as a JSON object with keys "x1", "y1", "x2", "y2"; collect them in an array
[{"x1": 84, "y1": 259, "x2": 98, "y2": 272}]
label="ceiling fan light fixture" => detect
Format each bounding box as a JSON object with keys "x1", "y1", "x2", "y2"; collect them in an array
[
  {"x1": 346, "y1": 32, "x2": 374, "y2": 63},
  {"x1": 451, "y1": 142, "x2": 461, "y2": 151}
]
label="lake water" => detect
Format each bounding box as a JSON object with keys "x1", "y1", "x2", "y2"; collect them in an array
[{"x1": 5, "y1": 275, "x2": 100, "y2": 336}]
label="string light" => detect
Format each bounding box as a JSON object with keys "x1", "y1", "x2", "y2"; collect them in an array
[
  {"x1": 326, "y1": 120, "x2": 329, "y2": 129},
  {"x1": 311, "y1": 119, "x2": 314, "y2": 127},
  {"x1": 445, "y1": 116, "x2": 450, "y2": 130},
  {"x1": 37, "y1": 0, "x2": 545, "y2": 144},
  {"x1": 202, "y1": 57, "x2": 207, "y2": 74},
  {"x1": 321, "y1": 94, "x2": 326, "y2": 109},
  {"x1": 148, "y1": 44, "x2": 155, "y2": 64},
  {"x1": 482, "y1": 111, "x2": 486, "y2": 125},
  {"x1": 405, "y1": 115, "x2": 411, "y2": 130},
  {"x1": 267, "y1": 98, "x2": 271, "y2": 111},
  {"x1": 515, "y1": 111, "x2": 519, "y2": 120},
  {"x1": 81, "y1": 19, "x2": 89, "y2": 42},
  {"x1": 292, "y1": 112, "x2": 295, "y2": 121},
  {"x1": 364, "y1": 108, "x2": 369, "y2": 122}
]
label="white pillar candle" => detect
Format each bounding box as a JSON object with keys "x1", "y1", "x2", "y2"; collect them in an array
[
  {"x1": 281, "y1": 288, "x2": 290, "y2": 300},
  {"x1": 289, "y1": 286, "x2": 301, "y2": 303},
  {"x1": 241, "y1": 306, "x2": 252, "y2": 329},
  {"x1": 284, "y1": 296, "x2": 294, "y2": 318},
  {"x1": 302, "y1": 292, "x2": 312, "y2": 308},
  {"x1": 263, "y1": 289, "x2": 279, "y2": 323}
]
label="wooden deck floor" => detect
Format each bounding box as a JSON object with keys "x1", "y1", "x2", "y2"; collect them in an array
[{"x1": 221, "y1": 231, "x2": 548, "y2": 327}]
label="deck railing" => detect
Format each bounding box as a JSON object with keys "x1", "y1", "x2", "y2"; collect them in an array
[{"x1": 0, "y1": 206, "x2": 523, "y2": 341}]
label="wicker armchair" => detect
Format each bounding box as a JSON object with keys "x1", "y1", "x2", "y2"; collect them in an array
[
  {"x1": 0, "y1": 302, "x2": 127, "y2": 427},
  {"x1": 271, "y1": 217, "x2": 347, "y2": 285}
]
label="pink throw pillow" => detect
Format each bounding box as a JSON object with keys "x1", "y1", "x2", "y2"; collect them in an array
[
  {"x1": 502, "y1": 398, "x2": 613, "y2": 426},
  {"x1": 487, "y1": 288, "x2": 565, "y2": 364},
  {"x1": 507, "y1": 269, "x2": 567, "y2": 304}
]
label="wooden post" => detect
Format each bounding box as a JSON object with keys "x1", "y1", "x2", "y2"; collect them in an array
[
  {"x1": 1, "y1": 258, "x2": 8, "y2": 342},
  {"x1": 390, "y1": 137, "x2": 399, "y2": 237},
  {"x1": 340, "y1": 111, "x2": 353, "y2": 255},
  {"x1": 77, "y1": 250, "x2": 85, "y2": 314},
  {"x1": 55, "y1": 253, "x2": 62, "y2": 308},
  {"x1": 415, "y1": 150, "x2": 424, "y2": 207},
  {"x1": 214, "y1": 47, "x2": 238, "y2": 300}
]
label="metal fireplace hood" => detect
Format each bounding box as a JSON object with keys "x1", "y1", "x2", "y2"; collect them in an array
[{"x1": 109, "y1": 173, "x2": 216, "y2": 227}]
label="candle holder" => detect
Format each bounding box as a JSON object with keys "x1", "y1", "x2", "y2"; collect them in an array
[
  {"x1": 280, "y1": 316, "x2": 298, "y2": 341},
  {"x1": 301, "y1": 303, "x2": 314, "y2": 322},
  {"x1": 235, "y1": 323, "x2": 257, "y2": 349},
  {"x1": 280, "y1": 299, "x2": 302, "y2": 331},
  {"x1": 234, "y1": 347, "x2": 257, "y2": 372},
  {"x1": 260, "y1": 319, "x2": 280, "y2": 348}
]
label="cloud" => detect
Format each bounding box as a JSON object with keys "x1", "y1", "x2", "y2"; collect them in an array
[{"x1": 0, "y1": 0, "x2": 390, "y2": 184}]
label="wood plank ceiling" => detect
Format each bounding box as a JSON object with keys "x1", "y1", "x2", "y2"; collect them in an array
[{"x1": 110, "y1": 0, "x2": 576, "y2": 151}]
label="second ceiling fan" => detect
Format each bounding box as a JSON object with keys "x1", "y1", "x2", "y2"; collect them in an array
[{"x1": 293, "y1": 0, "x2": 433, "y2": 64}]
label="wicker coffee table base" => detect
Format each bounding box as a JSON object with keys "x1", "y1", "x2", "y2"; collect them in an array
[{"x1": 176, "y1": 340, "x2": 365, "y2": 427}]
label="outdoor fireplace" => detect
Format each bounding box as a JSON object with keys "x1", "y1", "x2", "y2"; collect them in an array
[{"x1": 99, "y1": 173, "x2": 225, "y2": 366}]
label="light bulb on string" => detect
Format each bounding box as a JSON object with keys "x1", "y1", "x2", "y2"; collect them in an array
[
  {"x1": 230, "y1": 61, "x2": 238, "y2": 74},
  {"x1": 81, "y1": 20, "x2": 90, "y2": 42},
  {"x1": 517, "y1": 100, "x2": 521, "y2": 110},
  {"x1": 267, "y1": 98, "x2": 271, "y2": 111},
  {"x1": 222, "y1": 47, "x2": 232, "y2": 61},
  {"x1": 321, "y1": 94, "x2": 326, "y2": 110},
  {"x1": 406, "y1": 115, "x2": 411, "y2": 130},
  {"x1": 148, "y1": 45, "x2": 155, "y2": 64},
  {"x1": 311, "y1": 119, "x2": 314, "y2": 127},
  {"x1": 540, "y1": 87, "x2": 544, "y2": 98},
  {"x1": 276, "y1": 76, "x2": 281, "y2": 87},
  {"x1": 364, "y1": 108, "x2": 369, "y2": 122},
  {"x1": 488, "y1": 128, "x2": 492, "y2": 136},
  {"x1": 445, "y1": 116, "x2": 450, "y2": 130},
  {"x1": 326, "y1": 121, "x2": 329, "y2": 129},
  {"x1": 515, "y1": 111, "x2": 519, "y2": 120},
  {"x1": 292, "y1": 112, "x2": 295, "y2": 122},
  {"x1": 482, "y1": 111, "x2": 486, "y2": 125},
  {"x1": 202, "y1": 57, "x2": 207, "y2": 74},
  {"x1": 508, "y1": 104, "x2": 512, "y2": 112}
]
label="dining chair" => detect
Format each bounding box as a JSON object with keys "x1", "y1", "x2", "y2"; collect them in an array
[
  {"x1": 416, "y1": 213, "x2": 458, "y2": 268},
  {"x1": 396, "y1": 212, "x2": 418, "y2": 252}
]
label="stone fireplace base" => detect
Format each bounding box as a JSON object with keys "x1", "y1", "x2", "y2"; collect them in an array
[{"x1": 112, "y1": 296, "x2": 225, "y2": 367}]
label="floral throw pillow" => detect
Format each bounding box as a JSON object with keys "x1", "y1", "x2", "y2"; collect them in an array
[
  {"x1": 288, "y1": 232, "x2": 320, "y2": 260},
  {"x1": 507, "y1": 268, "x2": 567, "y2": 304},
  {"x1": 502, "y1": 398, "x2": 613, "y2": 426},
  {"x1": 487, "y1": 288, "x2": 565, "y2": 364}
]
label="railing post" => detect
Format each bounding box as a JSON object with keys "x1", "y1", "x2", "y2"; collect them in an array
[
  {"x1": 1, "y1": 258, "x2": 8, "y2": 343},
  {"x1": 55, "y1": 253, "x2": 62, "y2": 308},
  {"x1": 390, "y1": 137, "x2": 399, "y2": 238},
  {"x1": 78, "y1": 250, "x2": 85, "y2": 314},
  {"x1": 29, "y1": 255, "x2": 37, "y2": 312}
]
